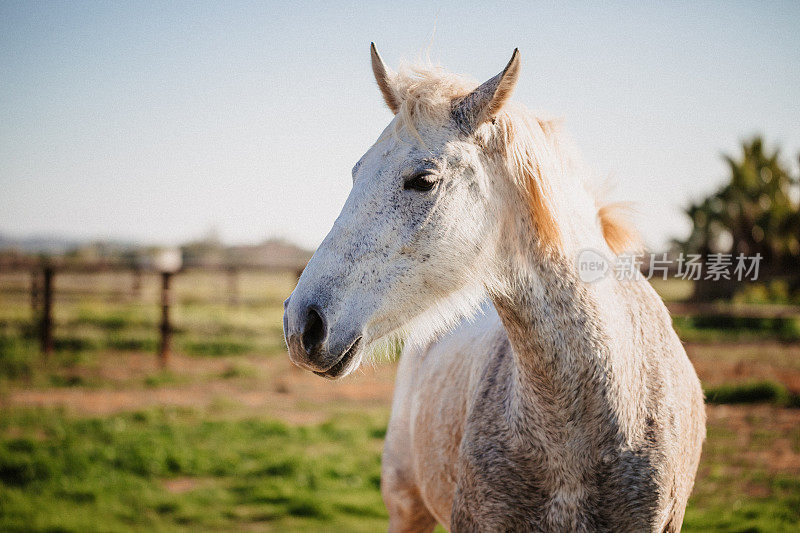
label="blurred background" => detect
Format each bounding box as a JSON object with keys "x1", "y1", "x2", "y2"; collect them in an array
[{"x1": 1, "y1": 1, "x2": 799, "y2": 531}]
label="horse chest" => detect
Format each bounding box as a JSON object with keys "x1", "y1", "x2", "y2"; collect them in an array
[
  {"x1": 450, "y1": 358, "x2": 560, "y2": 528},
  {"x1": 453, "y1": 427, "x2": 660, "y2": 531},
  {"x1": 450, "y1": 355, "x2": 659, "y2": 532}
]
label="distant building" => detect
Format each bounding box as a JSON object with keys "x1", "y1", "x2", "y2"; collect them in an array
[{"x1": 226, "y1": 239, "x2": 312, "y2": 269}]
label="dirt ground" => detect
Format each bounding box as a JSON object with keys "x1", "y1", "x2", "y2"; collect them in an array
[
  {"x1": 5, "y1": 346, "x2": 800, "y2": 460},
  {"x1": 686, "y1": 341, "x2": 800, "y2": 392},
  {"x1": 2, "y1": 351, "x2": 397, "y2": 424},
  {"x1": 6, "y1": 342, "x2": 800, "y2": 409}
]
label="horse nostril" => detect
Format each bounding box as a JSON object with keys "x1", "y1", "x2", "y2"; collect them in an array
[{"x1": 301, "y1": 307, "x2": 326, "y2": 354}]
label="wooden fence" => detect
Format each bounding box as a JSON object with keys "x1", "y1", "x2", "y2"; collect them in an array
[
  {"x1": 3, "y1": 260, "x2": 799, "y2": 368},
  {"x1": 2, "y1": 261, "x2": 303, "y2": 368}
]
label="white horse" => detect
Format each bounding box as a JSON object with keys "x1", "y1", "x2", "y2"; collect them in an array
[{"x1": 283, "y1": 44, "x2": 705, "y2": 532}]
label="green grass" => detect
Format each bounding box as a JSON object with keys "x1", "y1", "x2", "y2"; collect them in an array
[
  {"x1": 181, "y1": 339, "x2": 255, "y2": 357},
  {"x1": 705, "y1": 381, "x2": 800, "y2": 408},
  {"x1": 683, "y1": 421, "x2": 800, "y2": 532},
  {"x1": 650, "y1": 278, "x2": 695, "y2": 302},
  {"x1": 72, "y1": 308, "x2": 154, "y2": 331},
  {"x1": 0, "y1": 334, "x2": 34, "y2": 381},
  {"x1": 0, "y1": 408, "x2": 388, "y2": 532},
  {"x1": 1, "y1": 404, "x2": 798, "y2": 532},
  {"x1": 672, "y1": 315, "x2": 800, "y2": 343},
  {"x1": 218, "y1": 363, "x2": 257, "y2": 380},
  {"x1": 2, "y1": 271, "x2": 800, "y2": 531},
  {"x1": 684, "y1": 477, "x2": 800, "y2": 533}
]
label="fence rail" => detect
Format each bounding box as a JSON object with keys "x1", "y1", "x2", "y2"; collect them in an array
[
  {"x1": 1, "y1": 261, "x2": 304, "y2": 367},
  {"x1": 3, "y1": 262, "x2": 799, "y2": 366},
  {"x1": 665, "y1": 302, "x2": 800, "y2": 319}
]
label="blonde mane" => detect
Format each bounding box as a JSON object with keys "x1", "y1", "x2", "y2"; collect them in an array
[{"x1": 385, "y1": 64, "x2": 639, "y2": 255}]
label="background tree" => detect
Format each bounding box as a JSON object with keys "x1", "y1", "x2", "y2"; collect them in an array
[{"x1": 676, "y1": 137, "x2": 800, "y2": 301}]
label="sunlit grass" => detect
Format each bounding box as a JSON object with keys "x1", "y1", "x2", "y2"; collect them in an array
[
  {"x1": 684, "y1": 411, "x2": 800, "y2": 532},
  {"x1": 0, "y1": 408, "x2": 388, "y2": 532},
  {"x1": 1, "y1": 271, "x2": 799, "y2": 531}
]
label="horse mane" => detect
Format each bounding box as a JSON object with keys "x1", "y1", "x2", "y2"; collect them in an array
[
  {"x1": 597, "y1": 201, "x2": 640, "y2": 255},
  {"x1": 388, "y1": 64, "x2": 640, "y2": 255},
  {"x1": 493, "y1": 108, "x2": 564, "y2": 252}
]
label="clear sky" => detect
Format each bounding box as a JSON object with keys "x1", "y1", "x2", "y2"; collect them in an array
[{"x1": 1, "y1": 1, "x2": 798, "y2": 251}]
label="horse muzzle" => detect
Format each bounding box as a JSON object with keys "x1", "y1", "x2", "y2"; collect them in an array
[{"x1": 283, "y1": 297, "x2": 363, "y2": 379}]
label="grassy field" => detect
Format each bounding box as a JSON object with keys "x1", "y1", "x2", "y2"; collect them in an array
[{"x1": 1, "y1": 272, "x2": 799, "y2": 531}]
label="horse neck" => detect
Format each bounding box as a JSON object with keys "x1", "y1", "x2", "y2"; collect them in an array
[
  {"x1": 487, "y1": 170, "x2": 624, "y2": 424},
  {"x1": 491, "y1": 256, "x2": 613, "y2": 398}
]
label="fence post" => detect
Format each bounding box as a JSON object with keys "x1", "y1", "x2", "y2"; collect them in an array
[
  {"x1": 158, "y1": 271, "x2": 172, "y2": 369},
  {"x1": 30, "y1": 268, "x2": 41, "y2": 318},
  {"x1": 227, "y1": 267, "x2": 239, "y2": 307},
  {"x1": 40, "y1": 266, "x2": 54, "y2": 358},
  {"x1": 131, "y1": 266, "x2": 142, "y2": 300}
]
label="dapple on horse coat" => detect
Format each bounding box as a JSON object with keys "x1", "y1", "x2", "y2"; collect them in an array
[{"x1": 283, "y1": 44, "x2": 705, "y2": 532}]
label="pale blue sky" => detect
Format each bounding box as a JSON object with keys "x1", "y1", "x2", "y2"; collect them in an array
[{"x1": 1, "y1": 1, "x2": 798, "y2": 250}]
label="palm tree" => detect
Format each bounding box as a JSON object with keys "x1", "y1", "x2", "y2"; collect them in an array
[{"x1": 677, "y1": 137, "x2": 800, "y2": 300}]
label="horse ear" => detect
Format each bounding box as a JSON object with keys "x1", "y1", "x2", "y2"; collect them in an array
[
  {"x1": 370, "y1": 43, "x2": 400, "y2": 114},
  {"x1": 454, "y1": 49, "x2": 520, "y2": 130}
]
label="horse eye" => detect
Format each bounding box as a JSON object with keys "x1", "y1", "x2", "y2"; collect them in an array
[{"x1": 403, "y1": 172, "x2": 437, "y2": 192}]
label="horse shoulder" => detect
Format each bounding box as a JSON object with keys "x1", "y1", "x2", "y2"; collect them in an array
[{"x1": 383, "y1": 306, "x2": 505, "y2": 529}]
